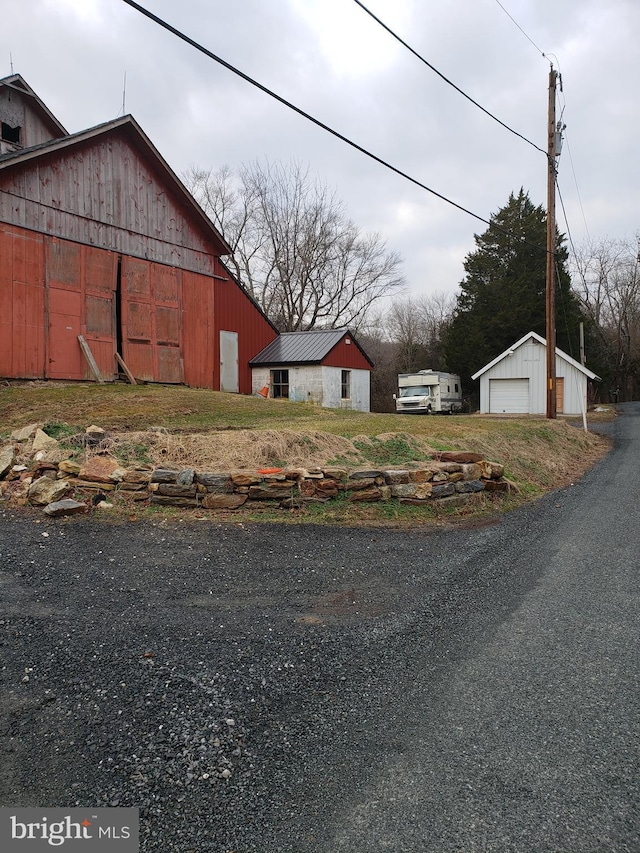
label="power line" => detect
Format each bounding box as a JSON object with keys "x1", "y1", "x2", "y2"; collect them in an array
[
  {"x1": 493, "y1": 0, "x2": 548, "y2": 60},
  {"x1": 351, "y1": 0, "x2": 546, "y2": 156},
  {"x1": 556, "y1": 176, "x2": 591, "y2": 312},
  {"x1": 119, "y1": 0, "x2": 549, "y2": 255},
  {"x1": 562, "y1": 131, "x2": 591, "y2": 242}
]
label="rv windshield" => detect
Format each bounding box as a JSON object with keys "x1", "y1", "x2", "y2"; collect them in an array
[{"x1": 399, "y1": 385, "x2": 435, "y2": 397}]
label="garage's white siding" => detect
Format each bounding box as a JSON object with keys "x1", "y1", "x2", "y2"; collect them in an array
[
  {"x1": 474, "y1": 333, "x2": 597, "y2": 415},
  {"x1": 251, "y1": 365, "x2": 370, "y2": 411}
]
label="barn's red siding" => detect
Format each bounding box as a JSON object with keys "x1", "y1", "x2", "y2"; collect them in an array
[
  {"x1": 213, "y1": 265, "x2": 278, "y2": 394},
  {"x1": 322, "y1": 335, "x2": 373, "y2": 370},
  {"x1": 1, "y1": 223, "x2": 276, "y2": 389},
  {"x1": 0, "y1": 223, "x2": 45, "y2": 378},
  {"x1": 182, "y1": 269, "x2": 215, "y2": 389}
]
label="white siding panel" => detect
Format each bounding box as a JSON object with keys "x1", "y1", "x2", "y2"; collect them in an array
[
  {"x1": 290, "y1": 366, "x2": 325, "y2": 404},
  {"x1": 251, "y1": 367, "x2": 270, "y2": 395},
  {"x1": 322, "y1": 366, "x2": 370, "y2": 411},
  {"x1": 489, "y1": 378, "x2": 530, "y2": 413}
]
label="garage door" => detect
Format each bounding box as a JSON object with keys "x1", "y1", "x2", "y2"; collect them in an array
[{"x1": 489, "y1": 378, "x2": 530, "y2": 413}]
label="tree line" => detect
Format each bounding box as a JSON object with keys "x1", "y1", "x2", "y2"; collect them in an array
[{"x1": 187, "y1": 161, "x2": 639, "y2": 411}]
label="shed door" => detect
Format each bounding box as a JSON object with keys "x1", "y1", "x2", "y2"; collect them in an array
[
  {"x1": 489, "y1": 378, "x2": 530, "y2": 414},
  {"x1": 556, "y1": 377, "x2": 564, "y2": 414},
  {"x1": 220, "y1": 330, "x2": 239, "y2": 392},
  {"x1": 121, "y1": 257, "x2": 184, "y2": 384}
]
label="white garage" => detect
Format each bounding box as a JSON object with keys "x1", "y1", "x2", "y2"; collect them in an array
[
  {"x1": 472, "y1": 331, "x2": 600, "y2": 416},
  {"x1": 489, "y1": 378, "x2": 530, "y2": 414}
]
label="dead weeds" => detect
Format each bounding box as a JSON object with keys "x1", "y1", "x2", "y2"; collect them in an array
[{"x1": 100, "y1": 429, "x2": 366, "y2": 471}]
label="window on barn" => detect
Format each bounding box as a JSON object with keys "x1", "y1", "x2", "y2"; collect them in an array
[
  {"x1": 271, "y1": 369, "x2": 289, "y2": 399},
  {"x1": 341, "y1": 370, "x2": 351, "y2": 399},
  {"x1": 1, "y1": 122, "x2": 21, "y2": 145}
]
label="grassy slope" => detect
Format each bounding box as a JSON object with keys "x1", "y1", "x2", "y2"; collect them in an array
[{"x1": 1, "y1": 383, "x2": 610, "y2": 495}]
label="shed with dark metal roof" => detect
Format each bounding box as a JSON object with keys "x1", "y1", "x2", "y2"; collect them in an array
[
  {"x1": 250, "y1": 328, "x2": 373, "y2": 369},
  {"x1": 250, "y1": 328, "x2": 373, "y2": 411}
]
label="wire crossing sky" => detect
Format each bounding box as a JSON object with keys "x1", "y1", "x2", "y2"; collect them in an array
[{"x1": 3, "y1": 0, "x2": 639, "y2": 295}]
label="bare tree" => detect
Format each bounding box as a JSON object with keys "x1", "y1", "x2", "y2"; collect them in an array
[
  {"x1": 356, "y1": 293, "x2": 455, "y2": 411},
  {"x1": 184, "y1": 160, "x2": 405, "y2": 331},
  {"x1": 386, "y1": 291, "x2": 455, "y2": 372},
  {"x1": 572, "y1": 236, "x2": 640, "y2": 400}
]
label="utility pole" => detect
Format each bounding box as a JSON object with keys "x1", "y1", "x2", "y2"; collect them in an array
[{"x1": 546, "y1": 66, "x2": 558, "y2": 419}]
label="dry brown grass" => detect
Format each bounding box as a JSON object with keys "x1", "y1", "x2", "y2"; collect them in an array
[
  {"x1": 82, "y1": 420, "x2": 611, "y2": 498},
  {"x1": 99, "y1": 429, "x2": 366, "y2": 471}
]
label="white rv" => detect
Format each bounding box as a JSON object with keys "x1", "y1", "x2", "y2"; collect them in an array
[{"x1": 395, "y1": 370, "x2": 463, "y2": 414}]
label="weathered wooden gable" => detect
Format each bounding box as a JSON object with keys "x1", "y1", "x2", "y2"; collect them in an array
[
  {"x1": 0, "y1": 74, "x2": 67, "y2": 153},
  {"x1": 0, "y1": 122, "x2": 226, "y2": 275}
]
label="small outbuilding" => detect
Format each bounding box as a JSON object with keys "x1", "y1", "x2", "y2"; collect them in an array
[
  {"x1": 250, "y1": 328, "x2": 373, "y2": 412},
  {"x1": 471, "y1": 331, "x2": 600, "y2": 415}
]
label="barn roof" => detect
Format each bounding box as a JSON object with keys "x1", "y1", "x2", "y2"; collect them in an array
[
  {"x1": 0, "y1": 113, "x2": 232, "y2": 256},
  {"x1": 0, "y1": 74, "x2": 68, "y2": 138},
  {"x1": 250, "y1": 328, "x2": 373, "y2": 367},
  {"x1": 471, "y1": 331, "x2": 601, "y2": 381}
]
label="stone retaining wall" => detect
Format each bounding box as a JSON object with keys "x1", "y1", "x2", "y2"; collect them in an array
[
  {"x1": 146, "y1": 456, "x2": 508, "y2": 512},
  {"x1": 0, "y1": 431, "x2": 510, "y2": 516}
]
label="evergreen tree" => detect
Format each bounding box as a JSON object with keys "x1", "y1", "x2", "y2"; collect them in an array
[{"x1": 445, "y1": 189, "x2": 584, "y2": 391}]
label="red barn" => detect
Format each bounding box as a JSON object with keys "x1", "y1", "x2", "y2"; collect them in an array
[{"x1": 0, "y1": 74, "x2": 277, "y2": 392}]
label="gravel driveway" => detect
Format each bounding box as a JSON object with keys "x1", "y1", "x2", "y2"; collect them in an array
[{"x1": 1, "y1": 409, "x2": 638, "y2": 852}]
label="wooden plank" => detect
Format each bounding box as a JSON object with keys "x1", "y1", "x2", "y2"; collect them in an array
[
  {"x1": 77, "y1": 334, "x2": 104, "y2": 383},
  {"x1": 115, "y1": 352, "x2": 137, "y2": 384}
]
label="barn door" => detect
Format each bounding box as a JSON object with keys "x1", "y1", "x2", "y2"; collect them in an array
[
  {"x1": 84, "y1": 246, "x2": 117, "y2": 379},
  {"x1": 121, "y1": 257, "x2": 184, "y2": 384},
  {"x1": 0, "y1": 224, "x2": 46, "y2": 379},
  {"x1": 45, "y1": 239, "x2": 117, "y2": 380},
  {"x1": 219, "y1": 330, "x2": 239, "y2": 392},
  {"x1": 46, "y1": 240, "x2": 84, "y2": 380}
]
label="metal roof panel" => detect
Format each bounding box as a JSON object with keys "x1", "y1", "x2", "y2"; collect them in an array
[{"x1": 250, "y1": 328, "x2": 350, "y2": 365}]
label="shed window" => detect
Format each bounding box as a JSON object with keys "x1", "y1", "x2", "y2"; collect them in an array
[
  {"x1": 271, "y1": 369, "x2": 289, "y2": 399},
  {"x1": 341, "y1": 370, "x2": 351, "y2": 399},
  {"x1": 1, "y1": 122, "x2": 21, "y2": 144}
]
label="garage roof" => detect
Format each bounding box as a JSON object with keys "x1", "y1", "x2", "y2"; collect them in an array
[{"x1": 471, "y1": 331, "x2": 601, "y2": 381}]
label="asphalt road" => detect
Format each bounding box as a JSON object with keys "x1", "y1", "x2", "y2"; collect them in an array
[{"x1": 1, "y1": 406, "x2": 638, "y2": 852}]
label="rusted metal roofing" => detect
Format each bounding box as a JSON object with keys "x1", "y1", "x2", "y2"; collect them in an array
[{"x1": 250, "y1": 328, "x2": 373, "y2": 366}]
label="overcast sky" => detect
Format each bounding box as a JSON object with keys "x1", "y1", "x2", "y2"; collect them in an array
[{"x1": 4, "y1": 0, "x2": 639, "y2": 300}]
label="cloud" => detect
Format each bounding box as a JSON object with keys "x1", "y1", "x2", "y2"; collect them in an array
[{"x1": 3, "y1": 0, "x2": 639, "y2": 298}]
